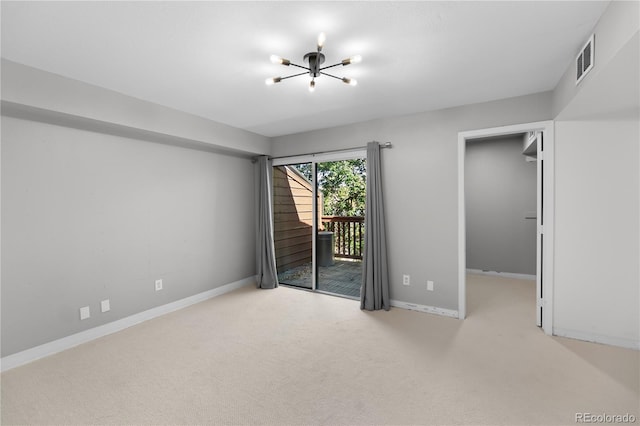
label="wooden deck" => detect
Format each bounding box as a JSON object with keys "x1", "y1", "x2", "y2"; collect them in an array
[{"x1": 277, "y1": 260, "x2": 362, "y2": 298}]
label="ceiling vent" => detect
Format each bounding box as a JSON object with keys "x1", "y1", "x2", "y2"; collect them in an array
[{"x1": 576, "y1": 34, "x2": 594, "y2": 85}]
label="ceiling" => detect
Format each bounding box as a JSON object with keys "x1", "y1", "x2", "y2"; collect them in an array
[{"x1": 1, "y1": 1, "x2": 609, "y2": 137}]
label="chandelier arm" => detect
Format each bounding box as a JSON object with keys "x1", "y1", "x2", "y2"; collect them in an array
[
  {"x1": 289, "y1": 63, "x2": 310, "y2": 71},
  {"x1": 319, "y1": 62, "x2": 344, "y2": 71},
  {"x1": 281, "y1": 71, "x2": 311, "y2": 80},
  {"x1": 319, "y1": 71, "x2": 343, "y2": 81}
]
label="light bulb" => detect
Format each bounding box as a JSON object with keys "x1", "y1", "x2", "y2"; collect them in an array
[
  {"x1": 317, "y1": 32, "x2": 326, "y2": 50},
  {"x1": 270, "y1": 55, "x2": 290, "y2": 66},
  {"x1": 342, "y1": 77, "x2": 357, "y2": 86},
  {"x1": 265, "y1": 77, "x2": 282, "y2": 85},
  {"x1": 342, "y1": 55, "x2": 362, "y2": 66},
  {"x1": 309, "y1": 79, "x2": 316, "y2": 92}
]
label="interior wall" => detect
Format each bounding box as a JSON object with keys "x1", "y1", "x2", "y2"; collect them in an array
[
  {"x1": 1, "y1": 116, "x2": 257, "y2": 357},
  {"x1": 551, "y1": 1, "x2": 639, "y2": 348},
  {"x1": 552, "y1": 1, "x2": 640, "y2": 118},
  {"x1": 465, "y1": 136, "x2": 536, "y2": 276},
  {"x1": 1, "y1": 60, "x2": 271, "y2": 157},
  {"x1": 271, "y1": 91, "x2": 552, "y2": 312},
  {"x1": 554, "y1": 119, "x2": 639, "y2": 347}
]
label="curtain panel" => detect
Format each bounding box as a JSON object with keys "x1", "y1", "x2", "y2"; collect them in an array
[
  {"x1": 257, "y1": 156, "x2": 279, "y2": 289},
  {"x1": 361, "y1": 142, "x2": 390, "y2": 310}
]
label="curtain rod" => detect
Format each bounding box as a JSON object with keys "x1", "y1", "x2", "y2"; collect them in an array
[{"x1": 252, "y1": 141, "x2": 392, "y2": 163}]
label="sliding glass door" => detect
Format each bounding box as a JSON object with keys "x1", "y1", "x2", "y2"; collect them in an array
[
  {"x1": 316, "y1": 159, "x2": 365, "y2": 298},
  {"x1": 272, "y1": 153, "x2": 365, "y2": 299},
  {"x1": 273, "y1": 162, "x2": 314, "y2": 289}
]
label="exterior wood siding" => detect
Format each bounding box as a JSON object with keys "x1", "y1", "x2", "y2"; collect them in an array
[{"x1": 273, "y1": 166, "x2": 322, "y2": 273}]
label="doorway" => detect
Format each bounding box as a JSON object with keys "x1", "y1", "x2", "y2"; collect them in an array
[
  {"x1": 458, "y1": 121, "x2": 554, "y2": 335},
  {"x1": 272, "y1": 151, "x2": 366, "y2": 299},
  {"x1": 464, "y1": 133, "x2": 537, "y2": 324}
]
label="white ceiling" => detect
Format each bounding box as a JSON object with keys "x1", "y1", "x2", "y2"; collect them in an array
[{"x1": 1, "y1": 1, "x2": 609, "y2": 137}]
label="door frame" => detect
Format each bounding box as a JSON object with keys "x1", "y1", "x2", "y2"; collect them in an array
[
  {"x1": 273, "y1": 149, "x2": 366, "y2": 293},
  {"x1": 457, "y1": 120, "x2": 554, "y2": 335}
]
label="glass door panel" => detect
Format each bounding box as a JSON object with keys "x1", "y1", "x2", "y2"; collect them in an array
[
  {"x1": 273, "y1": 163, "x2": 315, "y2": 289},
  {"x1": 316, "y1": 159, "x2": 365, "y2": 298}
]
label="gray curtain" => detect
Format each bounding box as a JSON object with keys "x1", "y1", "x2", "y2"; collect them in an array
[
  {"x1": 257, "y1": 156, "x2": 279, "y2": 289},
  {"x1": 361, "y1": 142, "x2": 390, "y2": 310}
]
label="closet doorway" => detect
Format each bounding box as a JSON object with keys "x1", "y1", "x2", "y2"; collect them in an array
[{"x1": 458, "y1": 121, "x2": 554, "y2": 334}]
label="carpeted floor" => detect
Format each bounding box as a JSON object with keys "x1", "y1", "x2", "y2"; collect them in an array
[{"x1": 1, "y1": 274, "x2": 638, "y2": 425}]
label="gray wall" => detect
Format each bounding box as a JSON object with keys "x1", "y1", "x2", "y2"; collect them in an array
[
  {"x1": 552, "y1": 1, "x2": 640, "y2": 118},
  {"x1": 1, "y1": 60, "x2": 270, "y2": 157},
  {"x1": 551, "y1": 1, "x2": 639, "y2": 346},
  {"x1": 0, "y1": 60, "x2": 270, "y2": 357},
  {"x1": 554, "y1": 119, "x2": 638, "y2": 346},
  {"x1": 1, "y1": 116, "x2": 258, "y2": 356},
  {"x1": 271, "y1": 92, "x2": 553, "y2": 311},
  {"x1": 465, "y1": 136, "x2": 536, "y2": 275}
]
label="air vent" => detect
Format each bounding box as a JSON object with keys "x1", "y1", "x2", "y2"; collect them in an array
[{"x1": 576, "y1": 34, "x2": 594, "y2": 84}]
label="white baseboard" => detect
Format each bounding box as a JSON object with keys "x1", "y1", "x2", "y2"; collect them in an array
[
  {"x1": 466, "y1": 268, "x2": 535, "y2": 281},
  {"x1": 391, "y1": 299, "x2": 459, "y2": 319},
  {"x1": 553, "y1": 327, "x2": 640, "y2": 351},
  {"x1": 0, "y1": 276, "x2": 257, "y2": 372}
]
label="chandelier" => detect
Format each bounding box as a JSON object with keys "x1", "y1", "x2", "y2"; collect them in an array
[{"x1": 265, "y1": 33, "x2": 361, "y2": 92}]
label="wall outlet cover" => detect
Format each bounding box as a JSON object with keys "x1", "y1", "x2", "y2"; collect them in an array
[
  {"x1": 403, "y1": 275, "x2": 410, "y2": 286},
  {"x1": 80, "y1": 306, "x2": 90, "y2": 320},
  {"x1": 155, "y1": 279, "x2": 163, "y2": 291},
  {"x1": 101, "y1": 299, "x2": 110, "y2": 313},
  {"x1": 427, "y1": 280, "x2": 434, "y2": 291}
]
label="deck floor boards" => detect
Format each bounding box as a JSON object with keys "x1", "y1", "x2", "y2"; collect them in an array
[{"x1": 277, "y1": 260, "x2": 362, "y2": 298}]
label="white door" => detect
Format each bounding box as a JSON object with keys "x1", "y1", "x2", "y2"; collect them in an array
[{"x1": 535, "y1": 131, "x2": 544, "y2": 327}]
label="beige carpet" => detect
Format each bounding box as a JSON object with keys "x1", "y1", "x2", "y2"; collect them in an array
[{"x1": 1, "y1": 274, "x2": 638, "y2": 425}]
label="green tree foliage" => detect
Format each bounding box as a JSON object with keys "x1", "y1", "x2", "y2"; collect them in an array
[
  {"x1": 291, "y1": 160, "x2": 366, "y2": 217},
  {"x1": 318, "y1": 160, "x2": 366, "y2": 216}
]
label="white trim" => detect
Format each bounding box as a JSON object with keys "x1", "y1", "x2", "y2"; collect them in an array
[
  {"x1": 542, "y1": 124, "x2": 555, "y2": 335},
  {"x1": 458, "y1": 120, "x2": 555, "y2": 335},
  {"x1": 391, "y1": 299, "x2": 459, "y2": 319},
  {"x1": 457, "y1": 131, "x2": 466, "y2": 319},
  {"x1": 0, "y1": 276, "x2": 257, "y2": 372},
  {"x1": 466, "y1": 269, "x2": 535, "y2": 281},
  {"x1": 272, "y1": 148, "x2": 366, "y2": 167},
  {"x1": 312, "y1": 161, "x2": 318, "y2": 291},
  {"x1": 554, "y1": 328, "x2": 640, "y2": 351},
  {"x1": 536, "y1": 131, "x2": 543, "y2": 327}
]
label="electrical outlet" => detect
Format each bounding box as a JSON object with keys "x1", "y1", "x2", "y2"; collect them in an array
[
  {"x1": 403, "y1": 274, "x2": 410, "y2": 286},
  {"x1": 427, "y1": 280, "x2": 434, "y2": 291},
  {"x1": 155, "y1": 279, "x2": 163, "y2": 291},
  {"x1": 80, "y1": 306, "x2": 90, "y2": 320},
  {"x1": 101, "y1": 299, "x2": 110, "y2": 313}
]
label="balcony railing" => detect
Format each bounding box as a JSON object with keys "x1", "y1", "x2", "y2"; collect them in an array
[{"x1": 321, "y1": 216, "x2": 364, "y2": 260}]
